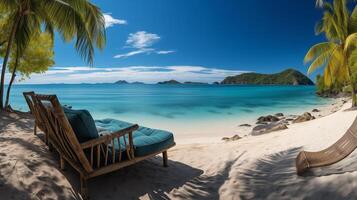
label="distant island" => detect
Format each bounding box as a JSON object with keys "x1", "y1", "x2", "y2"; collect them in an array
[
  {"x1": 114, "y1": 80, "x2": 129, "y2": 84},
  {"x1": 221, "y1": 69, "x2": 314, "y2": 85},
  {"x1": 157, "y1": 80, "x2": 209, "y2": 85},
  {"x1": 113, "y1": 69, "x2": 314, "y2": 86},
  {"x1": 183, "y1": 81, "x2": 208, "y2": 85},
  {"x1": 131, "y1": 81, "x2": 145, "y2": 84},
  {"x1": 114, "y1": 80, "x2": 144, "y2": 84},
  {"x1": 157, "y1": 80, "x2": 181, "y2": 84}
]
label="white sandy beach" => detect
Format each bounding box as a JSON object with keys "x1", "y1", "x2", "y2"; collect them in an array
[{"x1": 1, "y1": 99, "x2": 357, "y2": 199}]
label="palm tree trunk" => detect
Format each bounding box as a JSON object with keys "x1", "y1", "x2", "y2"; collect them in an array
[
  {"x1": 347, "y1": 62, "x2": 357, "y2": 107},
  {"x1": 350, "y1": 81, "x2": 357, "y2": 107},
  {"x1": 0, "y1": 13, "x2": 21, "y2": 110},
  {"x1": 5, "y1": 49, "x2": 19, "y2": 109}
]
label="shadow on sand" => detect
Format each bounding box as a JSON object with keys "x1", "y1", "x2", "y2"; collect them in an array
[
  {"x1": 0, "y1": 111, "x2": 34, "y2": 133},
  {"x1": 238, "y1": 147, "x2": 357, "y2": 200},
  {"x1": 2, "y1": 111, "x2": 229, "y2": 199}
]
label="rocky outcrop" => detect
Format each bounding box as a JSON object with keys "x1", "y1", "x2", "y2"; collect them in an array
[
  {"x1": 275, "y1": 113, "x2": 284, "y2": 117},
  {"x1": 292, "y1": 112, "x2": 315, "y2": 123},
  {"x1": 252, "y1": 122, "x2": 288, "y2": 136},
  {"x1": 257, "y1": 115, "x2": 280, "y2": 124},
  {"x1": 222, "y1": 135, "x2": 242, "y2": 142},
  {"x1": 239, "y1": 123, "x2": 252, "y2": 127}
]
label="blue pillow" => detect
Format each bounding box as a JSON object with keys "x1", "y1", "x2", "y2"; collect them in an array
[{"x1": 63, "y1": 107, "x2": 99, "y2": 143}]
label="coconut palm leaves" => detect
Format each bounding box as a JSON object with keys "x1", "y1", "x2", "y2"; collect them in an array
[
  {"x1": 305, "y1": 0, "x2": 357, "y2": 106},
  {"x1": 0, "y1": 0, "x2": 106, "y2": 109}
]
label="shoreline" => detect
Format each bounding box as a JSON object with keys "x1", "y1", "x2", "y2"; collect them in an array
[
  {"x1": 176, "y1": 97, "x2": 347, "y2": 144},
  {"x1": 1, "y1": 97, "x2": 357, "y2": 199}
]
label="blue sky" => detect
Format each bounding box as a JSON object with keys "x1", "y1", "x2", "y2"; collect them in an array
[{"x1": 15, "y1": 0, "x2": 327, "y2": 84}]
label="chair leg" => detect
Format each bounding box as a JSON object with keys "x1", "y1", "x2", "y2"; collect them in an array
[
  {"x1": 60, "y1": 156, "x2": 66, "y2": 170},
  {"x1": 34, "y1": 124, "x2": 37, "y2": 135},
  {"x1": 163, "y1": 151, "x2": 168, "y2": 167},
  {"x1": 80, "y1": 176, "x2": 89, "y2": 199}
]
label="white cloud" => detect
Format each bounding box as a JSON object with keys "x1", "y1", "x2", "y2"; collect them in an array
[
  {"x1": 113, "y1": 48, "x2": 153, "y2": 59},
  {"x1": 103, "y1": 14, "x2": 127, "y2": 28},
  {"x1": 115, "y1": 31, "x2": 175, "y2": 59},
  {"x1": 126, "y1": 31, "x2": 160, "y2": 49},
  {"x1": 13, "y1": 66, "x2": 249, "y2": 84},
  {"x1": 156, "y1": 50, "x2": 175, "y2": 55}
]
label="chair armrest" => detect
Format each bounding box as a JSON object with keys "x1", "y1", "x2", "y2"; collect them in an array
[{"x1": 81, "y1": 124, "x2": 139, "y2": 149}]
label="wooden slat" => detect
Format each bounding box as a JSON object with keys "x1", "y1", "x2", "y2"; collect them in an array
[
  {"x1": 33, "y1": 94, "x2": 94, "y2": 173},
  {"x1": 111, "y1": 140, "x2": 115, "y2": 163},
  {"x1": 97, "y1": 144, "x2": 101, "y2": 168},
  {"x1": 105, "y1": 142, "x2": 109, "y2": 166},
  {"x1": 90, "y1": 146, "x2": 94, "y2": 166},
  {"x1": 88, "y1": 143, "x2": 176, "y2": 178},
  {"x1": 117, "y1": 137, "x2": 122, "y2": 162},
  {"x1": 123, "y1": 136, "x2": 131, "y2": 160},
  {"x1": 80, "y1": 125, "x2": 139, "y2": 149},
  {"x1": 128, "y1": 132, "x2": 135, "y2": 159}
]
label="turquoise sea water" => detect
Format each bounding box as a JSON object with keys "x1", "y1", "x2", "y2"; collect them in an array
[{"x1": 8, "y1": 84, "x2": 331, "y2": 140}]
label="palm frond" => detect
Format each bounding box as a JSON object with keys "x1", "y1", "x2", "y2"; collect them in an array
[
  {"x1": 304, "y1": 42, "x2": 337, "y2": 63},
  {"x1": 328, "y1": 47, "x2": 348, "y2": 83},
  {"x1": 349, "y1": 49, "x2": 357, "y2": 68},
  {"x1": 37, "y1": 0, "x2": 105, "y2": 64},
  {"x1": 349, "y1": 6, "x2": 357, "y2": 34},
  {"x1": 0, "y1": 0, "x2": 18, "y2": 12},
  {"x1": 324, "y1": 62, "x2": 333, "y2": 86},
  {"x1": 344, "y1": 33, "x2": 357, "y2": 51},
  {"x1": 14, "y1": 14, "x2": 41, "y2": 57},
  {"x1": 307, "y1": 47, "x2": 336, "y2": 74}
]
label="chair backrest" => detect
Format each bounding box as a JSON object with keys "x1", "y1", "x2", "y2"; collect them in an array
[
  {"x1": 33, "y1": 94, "x2": 93, "y2": 173},
  {"x1": 23, "y1": 92, "x2": 46, "y2": 131},
  {"x1": 23, "y1": 91, "x2": 36, "y2": 113}
]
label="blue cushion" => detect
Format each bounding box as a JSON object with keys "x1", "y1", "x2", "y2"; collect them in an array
[
  {"x1": 95, "y1": 119, "x2": 175, "y2": 157},
  {"x1": 63, "y1": 107, "x2": 99, "y2": 143}
]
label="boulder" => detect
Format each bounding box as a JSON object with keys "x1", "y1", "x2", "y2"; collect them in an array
[
  {"x1": 239, "y1": 123, "x2": 252, "y2": 127},
  {"x1": 292, "y1": 112, "x2": 315, "y2": 123},
  {"x1": 256, "y1": 115, "x2": 279, "y2": 124},
  {"x1": 281, "y1": 119, "x2": 290, "y2": 125},
  {"x1": 252, "y1": 122, "x2": 288, "y2": 136},
  {"x1": 222, "y1": 135, "x2": 242, "y2": 142},
  {"x1": 312, "y1": 108, "x2": 320, "y2": 112},
  {"x1": 275, "y1": 113, "x2": 284, "y2": 117}
]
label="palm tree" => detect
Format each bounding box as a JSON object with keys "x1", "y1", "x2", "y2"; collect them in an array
[
  {"x1": 4, "y1": 32, "x2": 55, "y2": 109},
  {"x1": 0, "y1": 0, "x2": 106, "y2": 109},
  {"x1": 305, "y1": 0, "x2": 357, "y2": 107}
]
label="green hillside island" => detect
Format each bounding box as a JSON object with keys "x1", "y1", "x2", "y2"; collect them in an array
[
  {"x1": 157, "y1": 80, "x2": 181, "y2": 84},
  {"x1": 221, "y1": 69, "x2": 314, "y2": 85}
]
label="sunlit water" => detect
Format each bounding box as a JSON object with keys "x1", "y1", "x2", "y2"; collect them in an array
[{"x1": 8, "y1": 84, "x2": 331, "y2": 141}]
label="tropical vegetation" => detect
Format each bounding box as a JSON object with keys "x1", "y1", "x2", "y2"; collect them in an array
[
  {"x1": 0, "y1": 0, "x2": 106, "y2": 110},
  {"x1": 305, "y1": 0, "x2": 357, "y2": 106},
  {"x1": 2, "y1": 33, "x2": 54, "y2": 109},
  {"x1": 221, "y1": 69, "x2": 314, "y2": 85}
]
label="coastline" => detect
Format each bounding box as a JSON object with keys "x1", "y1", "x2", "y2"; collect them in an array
[
  {"x1": 1, "y1": 97, "x2": 357, "y2": 199},
  {"x1": 177, "y1": 97, "x2": 346, "y2": 144}
]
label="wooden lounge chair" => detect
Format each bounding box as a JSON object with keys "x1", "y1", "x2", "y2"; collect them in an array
[
  {"x1": 23, "y1": 92, "x2": 49, "y2": 144},
  {"x1": 296, "y1": 116, "x2": 357, "y2": 175},
  {"x1": 28, "y1": 93, "x2": 175, "y2": 199}
]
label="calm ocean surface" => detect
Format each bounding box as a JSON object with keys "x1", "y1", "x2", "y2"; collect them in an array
[{"x1": 8, "y1": 84, "x2": 331, "y2": 140}]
